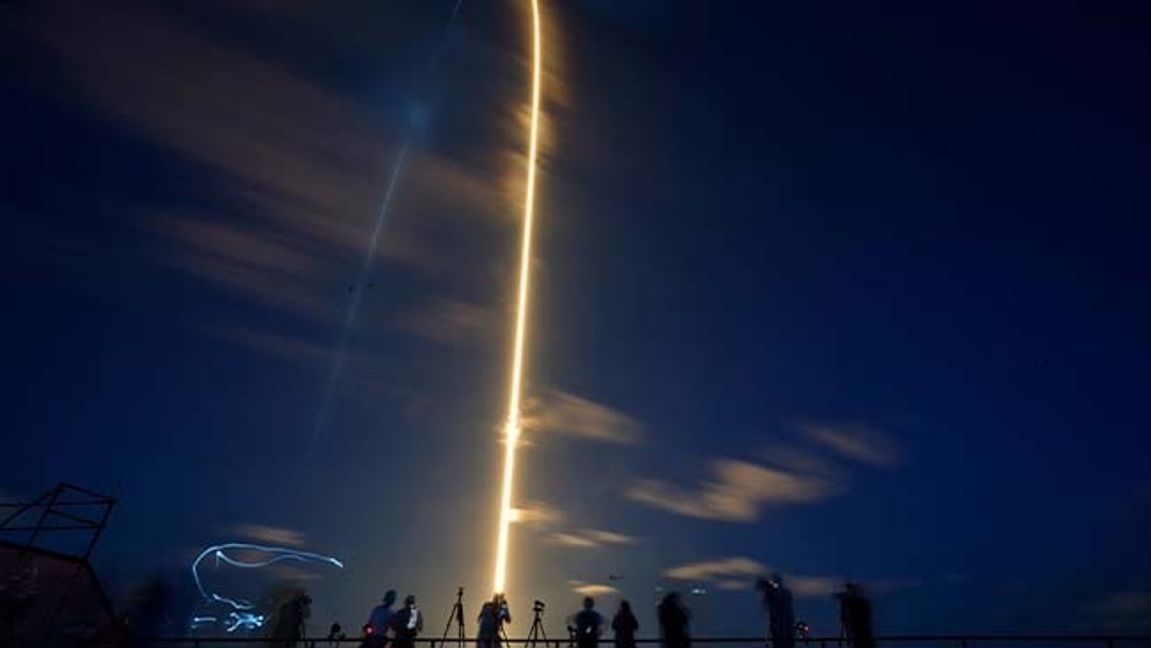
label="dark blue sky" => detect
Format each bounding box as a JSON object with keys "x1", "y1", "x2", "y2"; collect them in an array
[{"x1": 3, "y1": 0, "x2": 1150, "y2": 638}]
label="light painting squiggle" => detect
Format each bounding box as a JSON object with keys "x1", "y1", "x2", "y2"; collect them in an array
[{"x1": 190, "y1": 543, "x2": 343, "y2": 632}]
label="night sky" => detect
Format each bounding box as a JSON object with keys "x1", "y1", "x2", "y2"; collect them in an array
[{"x1": 3, "y1": 0, "x2": 1151, "y2": 638}]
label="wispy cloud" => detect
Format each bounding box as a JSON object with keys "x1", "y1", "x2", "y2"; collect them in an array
[
  {"x1": 628, "y1": 459, "x2": 838, "y2": 522},
  {"x1": 396, "y1": 297, "x2": 498, "y2": 346},
  {"x1": 789, "y1": 576, "x2": 839, "y2": 598},
  {"x1": 569, "y1": 580, "x2": 619, "y2": 597},
  {"x1": 664, "y1": 557, "x2": 766, "y2": 582},
  {"x1": 153, "y1": 215, "x2": 338, "y2": 322},
  {"x1": 870, "y1": 577, "x2": 925, "y2": 594},
  {"x1": 204, "y1": 325, "x2": 332, "y2": 367},
  {"x1": 25, "y1": 1, "x2": 524, "y2": 321},
  {"x1": 233, "y1": 524, "x2": 307, "y2": 547},
  {"x1": 803, "y1": 423, "x2": 904, "y2": 469},
  {"x1": 664, "y1": 557, "x2": 921, "y2": 600},
  {"x1": 547, "y1": 528, "x2": 638, "y2": 549},
  {"x1": 715, "y1": 579, "x2": 754, "y2": 591},
  {"x1": 523, "y1": 388, "x2": 643, "y2": 445},
  {"x1": 761, "y1": 442, "x2": 839, "y2": 477},
  {"x1": 510, "y1": 499, "x2": 563, "y2": 527}
]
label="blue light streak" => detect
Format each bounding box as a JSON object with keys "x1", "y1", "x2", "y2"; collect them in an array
[
  {"x1": 308, "y1": 140, "x2": 410, "y2": 457},
  {"x1": 190, "y1": 543, "x2": 344, "y2": 632},
  {"x1": 225, "y1": 612, "x2": 267, "y2": 633},
  {"x1": 306, "y1": 0, "x2": 467, "y2": 458}
]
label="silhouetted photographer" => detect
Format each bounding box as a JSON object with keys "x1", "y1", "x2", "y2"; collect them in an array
[
  {"x1": 478, "y1": 593, "x2": 512, "y2": 648},
  {"x1": 834, "y1": 583, "x2": 874, "y2": 648},
  {"x1": 757, "y1": 573, "x2": 795, "y2": 648}
]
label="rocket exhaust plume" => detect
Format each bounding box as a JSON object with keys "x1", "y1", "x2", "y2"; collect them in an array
[{"x1": 493, "y1": 0, "x2": 544, "y2": 595}]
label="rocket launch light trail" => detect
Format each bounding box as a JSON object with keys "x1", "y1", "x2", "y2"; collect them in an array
[{"x1": 493, "y1": 0, "x2": 544, "y2": 595}]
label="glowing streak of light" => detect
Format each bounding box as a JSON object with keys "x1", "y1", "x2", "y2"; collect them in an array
[
  {"x1": 225, "y1": 612, "x2": 266, "y2": 633},
  {"x1": 493, "y1": 0, "x2": 544, "y2": 595},
  {"x1": 309, "y1": 0, "x2": 463, "y2": 457},
  {"x1": 191, "y1": 543, "x2": 343, "y2": 612},
  {"x1": 309, "y1": 142, "x2": 410, "y2": 456}
]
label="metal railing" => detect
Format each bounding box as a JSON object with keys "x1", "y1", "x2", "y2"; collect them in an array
[{"x1": 78, "y1": 635, "x2": 1151, "y2": 648}]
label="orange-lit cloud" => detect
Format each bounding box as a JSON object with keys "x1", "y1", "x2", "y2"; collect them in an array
[
  {"x1": 233, "y1": 524, "x2": 307, "y2": 548},
  {"x1": 523, "y1": 388, "x2": 643, "y2": 445},
  {"x1": 804, "y1": 423, "x2": 904, "y2": 468},
  {"x1": 665, "y1": 558, "x2": 885, "y2": 599},
  {"x1": 664, "y1": 557, "x2": 766, "y2": 581},
  {"x1": 547, "y1": 528, "x2": 637, "y2": 549},
  {"x1": 23, "y1": 0, "x2": 529, "y2": 322},
  {"x1": 509, "y1": 499, "x2": 563, "y2": 527},
  {"x1": 569, "y1": 580, "x2": 618, "y2": 597},
  {"x1": 788, "y1": 575, "x2": 839, "y2": 597},
  {"x1": 396, "y1": 296, "x2": 499, "y2": 346},
  {"x1": 628, "y1": 459, "x2": 838, "y2": 522}
]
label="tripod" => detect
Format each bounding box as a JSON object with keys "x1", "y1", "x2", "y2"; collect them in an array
[
  {"x1": 439, "y1": 587, "x2": 466, "y2": 648},
  {"x1": 526, "y1": 604, "x2": 549, "y2": 648}
]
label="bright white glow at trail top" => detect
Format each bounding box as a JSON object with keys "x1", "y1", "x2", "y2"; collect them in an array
[{"x1": 493, "y1": 0, "x2": 544, "y2": 596}]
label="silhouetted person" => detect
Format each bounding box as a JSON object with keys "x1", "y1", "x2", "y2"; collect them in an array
[
  {"x1": 657, "y1": 592, "x2": 691, "y2": 648},
  {"x1": 571, "y1": 597, "x2": 604, "y2": 648},
  {"x1": 611, "y1": 600, "x2": 639, "y2": 648},
  {"x1": 834, "y1": 583, "x2": 874, "y2": 648},
  {"x1": 757, "y1": 573, "x2": 795, "y2": 648},
  {"x1": 129, "y1": 578, "x2": 171, "y2": 648},
  {"x1": 365, "y1": 590, "x2": 398, "y2": 648},
  {"x1": 390, "y1": 594, "x2": 424, "y2": 648},
  {"x1": 478, "y1": 594, "x2": 512, "y2": 648},
  {"x1": 268, "y1": 590, "x2": 311, "y2": 648}
]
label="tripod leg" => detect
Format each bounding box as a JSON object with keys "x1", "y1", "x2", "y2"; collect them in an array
[{"x1": 442, "y1": 602, "x2": 463, "y2": 646}]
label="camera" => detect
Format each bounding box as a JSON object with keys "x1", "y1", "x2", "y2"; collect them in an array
[{"x1": 533, "y1": 599, "x2": 546, "y2": 613}]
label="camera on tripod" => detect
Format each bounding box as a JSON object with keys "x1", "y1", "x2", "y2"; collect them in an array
[{"x1": 532, "y1": 599, "x2": 546, "y2": 614}]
